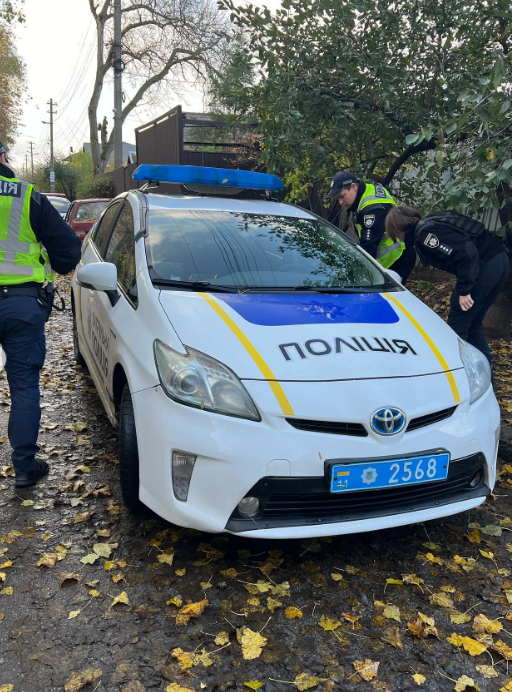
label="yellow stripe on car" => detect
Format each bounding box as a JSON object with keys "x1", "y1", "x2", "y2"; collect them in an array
[
  {"x1": 198, "y1": 292, "x2": 295, "y2": 416},
  {"x1": 384, "y1": 293, "x2": 461, "y2": 404}
]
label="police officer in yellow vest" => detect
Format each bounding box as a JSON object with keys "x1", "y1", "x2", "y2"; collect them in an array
[
  {"x1": 327, "y1": 171, "x2": 416, "y2": 283},
  {"x1": 0, "y1": 140, "x2": 80, "y2": 487}
]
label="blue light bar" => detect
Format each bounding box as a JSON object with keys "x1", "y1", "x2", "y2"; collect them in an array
[{"x1": 133, "y1": 164, "x2": 284, "y2": 191}]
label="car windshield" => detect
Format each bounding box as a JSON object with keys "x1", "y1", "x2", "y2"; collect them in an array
[
  {"x1": 46, "y1": 197, "x2": 70, "y2": 212},
  {"x1": 146, "y1": 210, "x2": 391, "y2": 290},
  {"x1": 75, "y1": 201, "x2": 110, "y2": 222}
]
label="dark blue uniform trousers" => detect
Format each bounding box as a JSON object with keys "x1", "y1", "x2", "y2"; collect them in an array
[
  {"x1": 0, "y1": 296, "x2": 46, "y2": 474},
  {"x1": 448, "y1": 251, "x2": 510, "y2": 365}
]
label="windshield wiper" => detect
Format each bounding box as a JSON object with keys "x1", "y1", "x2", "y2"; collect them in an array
[
  {"x1": 152, "y1": 278, "x2": 240, "y2": 293},
  {"x1": 292, "y1": 285, "x2": 379, "y2": 293}
]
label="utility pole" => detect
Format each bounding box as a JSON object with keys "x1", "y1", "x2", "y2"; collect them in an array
[
  {"x1": 25, "y1": 154, "x2": 28, "y2": 177},
  {"x1": 113, "y1": 0, "x2": 123, "y2": 170},
  {"x1": 43, "y1": 99, "x2": 57, "y2": 192},
  {"x1": 29, "y1": 142, "x2": 34, "y2": 178}
]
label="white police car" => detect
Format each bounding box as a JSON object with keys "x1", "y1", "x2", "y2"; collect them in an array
[{"x1": 71, "y1": 164, "x2": 500, "y2": 538}]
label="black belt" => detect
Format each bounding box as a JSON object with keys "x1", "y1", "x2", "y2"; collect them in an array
[{"x1": 0, "y1": 284, "x2": 42, "y2": 299}]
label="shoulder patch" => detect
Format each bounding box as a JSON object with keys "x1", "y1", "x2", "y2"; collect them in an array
[
  {"x1": 374, "y1": 185, "x2": 387, "y2": 199},
  {"x1": 364, "y1": 214, "x2": 375, "y2": 228},
  {"x1": 424, "y1": 232, "x2": 439, "y2": 249}
]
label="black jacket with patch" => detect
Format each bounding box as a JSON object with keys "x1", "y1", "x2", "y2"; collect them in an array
[{"x1": 415, "y1": 212, "x2": 505, "y2": 295}]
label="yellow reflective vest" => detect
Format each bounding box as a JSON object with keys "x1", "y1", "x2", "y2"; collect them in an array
[
  {"x1": 355, "y1": 183, "x2": 404, "y2": 269},
  {"x1": 0, "y1": 175, "x2": 53, "y2": 284}
]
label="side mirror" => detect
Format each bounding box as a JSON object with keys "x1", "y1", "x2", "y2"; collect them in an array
[
  {"x1": 77, "y1": 262, "x2": 118, "y2": 292},
  {"x1": 386, "y1": 269, "x2": 403, "y2": 284}
]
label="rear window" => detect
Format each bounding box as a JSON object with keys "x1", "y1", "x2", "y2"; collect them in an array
[
  {"x1": 146, "y1": 210, "x2": 388, "y2": 289},
  {"x1": 46, "y1": 197, "x2": 70, "y2": 212},
  {"x1": 75, "y1": 201, "x2": 110, "y2": 222}
]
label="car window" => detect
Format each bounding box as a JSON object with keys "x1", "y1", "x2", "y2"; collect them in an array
[
  {"x1": 92, "y1": 202, "x2": 122, "y2": 258},
  {"x1": 146, "y1": 210, "x2": 388, "y2": 289},
  {"x1": 75, "y1": 201, "x2": 110, "y2": 222},
  {"x1": 104, "y1": 204, "x2": 137, "y2": 303},
  {"x1": 46, "y1": 197, "x2": 70, "y2": 213}
]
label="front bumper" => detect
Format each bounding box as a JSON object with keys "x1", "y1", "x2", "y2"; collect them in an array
[
  {"x1": 225, "y1": 453, "x2": 488, "y2": 532},
  {"x1": 133, "y1": 374, "x2": 499, "y2": 539}
]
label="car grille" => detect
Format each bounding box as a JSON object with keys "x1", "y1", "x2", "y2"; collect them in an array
[
  {"x1": 285, "y1": 405, "x2": 457, "y2": 438},
  {"x1": 407, "y1": 406, "x2": 457, "y2": 432},
  {"x1": 286, "y1": 418, "x2": 367, "y2": 437},
  {"x1": 225, "y1": 453, "x2": 487, "y2": 532}
]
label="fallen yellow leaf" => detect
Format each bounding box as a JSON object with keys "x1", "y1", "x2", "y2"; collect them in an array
[
  {"x1": 473, "y1": 613, "x2": 503, "y2": 634},
  {"x1": 447, "y1": 633, "x2": 487, "y2": 656},
  {"x1": 285, "y1": 606, "x2": 303, "y2": 619},
  {"x1": 412, "y1": 673, "x2": 426, "y2": 686},
  {"x1": 383, "y1": 604, "x2": 401, "y2": 622},
  {"x1": 318, "y1": 615, "x2": 340, "y2": 631},
  {"x1": 294, "y1": 673, "x2": 328, "y2": 691},
  {"x1": 215, "y1": 631, "x2": 230, "y2": 646},
  {"x1": 244, "y1": 682, "x2": 264, "y2": 691},
  {"x1": 353, "y1": 658, "x2": 379, "y2": 682},
  {"x1": 454, "y1": 674, "x2": 479, "y2": 691},
  {"x1": 111, "y1": 591, "x2": 129, "y2": 606},
  {"x1": 176, "y1": 598, "x2": 208, "y2": 626},
  {"x1": 475, "y1": 665, "x2": 498, "y2": 679},
  {"x1": 237, "y1": 627, "x2": 267, "y2": 660},
  {"x1": 165, "y1": 685, "x2": 194, "y2": 692},
  {"x1": 64, "y1": 668, "x2": 102, "y2": 692}
]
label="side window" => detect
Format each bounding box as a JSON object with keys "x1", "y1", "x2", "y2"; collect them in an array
[
  {"x1": 93, "y1": 202, "x2": 122, "y2": 258},
  {"x1": 104, "y1": 204, "x2": 137, "y2": 304}
]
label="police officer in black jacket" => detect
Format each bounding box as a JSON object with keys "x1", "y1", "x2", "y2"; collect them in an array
[
  {"x1": 385, "y1": 204, "x2": 509, "y2": 365},
  {"x1": 0, "y1": 142, "x2": 81, "y2": 487}
]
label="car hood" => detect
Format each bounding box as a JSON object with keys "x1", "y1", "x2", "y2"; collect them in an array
[{"x1": 158, "y1": 289, "x2": 464, "y2": 383}]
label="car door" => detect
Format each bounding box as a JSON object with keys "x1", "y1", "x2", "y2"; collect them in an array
[
  {"x1": 89, "y1": 201, "x2": 138, "y2": 400},
  {"x1": 79, "y1": 201, "x2": 123, "y2": 373}
]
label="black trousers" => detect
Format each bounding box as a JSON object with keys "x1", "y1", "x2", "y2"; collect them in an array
[
  {"x1": 0, "y1": 296, "x2": 46, "y2": 473},
  {"x1": 447, "y1": 251, "x2": 509, "y2": 365}
]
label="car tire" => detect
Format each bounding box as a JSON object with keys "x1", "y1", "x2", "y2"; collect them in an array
[
  {"x1": 118, "y1": 384, "x2": 143, "y2": 512},
  {"x1": 72, "y1": 304, "x2": 87, "y2": 368}
]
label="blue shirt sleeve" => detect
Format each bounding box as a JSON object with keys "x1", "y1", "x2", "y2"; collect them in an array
[{"x1": 29, "y1": 192, "x2": 81, "y2": 275}]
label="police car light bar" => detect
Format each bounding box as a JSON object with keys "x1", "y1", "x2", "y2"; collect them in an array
[{"x1": 132, "y1": 164, "x2": 284, "y2": 191}]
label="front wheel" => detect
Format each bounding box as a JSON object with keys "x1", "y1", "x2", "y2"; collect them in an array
[{"x1": 118, "y1": 384, "x2": 143, "y2": 512}]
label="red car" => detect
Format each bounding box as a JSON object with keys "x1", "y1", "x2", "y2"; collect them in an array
[{"x1": 65, "y1": 198, "x2": 112, "y2": 241}]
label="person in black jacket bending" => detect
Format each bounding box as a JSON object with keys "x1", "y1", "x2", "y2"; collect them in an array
[
  {"x1": 385, "y1": 204, "x2": 509, "y2": 366},
  {"x1": 0, "y1": 142, "x2": 81, "y2": 487}
]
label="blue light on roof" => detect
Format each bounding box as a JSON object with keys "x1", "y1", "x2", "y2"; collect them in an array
[{"x1": 133, "y1": 164, "x2": 284, "y2": 191}]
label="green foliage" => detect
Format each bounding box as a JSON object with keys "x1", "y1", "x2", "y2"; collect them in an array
[
  {"x1": 0, "y1": 23, "x2": 26, "y2": 148},
  {"x1": 76, "y1": 176, "x2": 115, "y2": 200},
  {"x1": 0, "y1": 0, "x2": 24, "y2": 23},
  {"x1": 218, "y1": 0, "x2": 512, "y2": 225}
]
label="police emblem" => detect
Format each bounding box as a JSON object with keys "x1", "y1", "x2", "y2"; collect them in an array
[
  {"x1": 425, "y1": 233, "x2": 439, "y2": 248},
  {"x1": 364, "y1": 215, "x2": 375, "y2": 228}
]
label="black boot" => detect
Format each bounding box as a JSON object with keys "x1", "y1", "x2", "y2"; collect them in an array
[{"x1": 15, "y1": 460, "x2": 49, "y2": 488}]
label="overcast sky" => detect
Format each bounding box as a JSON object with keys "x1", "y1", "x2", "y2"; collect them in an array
[{"x1": 10, "y1": 0, "x2": 280, "y2": 171}]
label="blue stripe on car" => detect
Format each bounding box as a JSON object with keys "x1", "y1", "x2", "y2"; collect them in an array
[{"x1": 214, "y1": 293, "x2": 399, "y2": 326}]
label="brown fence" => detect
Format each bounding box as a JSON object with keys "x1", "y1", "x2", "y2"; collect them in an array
[{"x1": 110, "y1": 105, "x2": 258, "y2": 196}]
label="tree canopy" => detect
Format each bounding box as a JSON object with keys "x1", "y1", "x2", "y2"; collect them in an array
[
  {"x1": 217, "y1": 0, "x2": 512, "y2": 226},
  {"x1": 0, "y1": 22, "x2": 26, "y2": 149}
]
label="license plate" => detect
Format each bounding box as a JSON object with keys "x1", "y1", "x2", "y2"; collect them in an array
[{"x1": 330, "y1": 452, "x2": 450, "y2": 493}]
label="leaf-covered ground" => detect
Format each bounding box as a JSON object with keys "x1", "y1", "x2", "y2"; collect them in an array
[{"x1": 1, "y1": 277, "x2": 512, "y2": 692}]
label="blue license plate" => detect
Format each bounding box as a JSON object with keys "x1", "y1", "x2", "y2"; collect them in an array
[{"x1": 330, "y1": 452, "x2": 450, "y2": 493}]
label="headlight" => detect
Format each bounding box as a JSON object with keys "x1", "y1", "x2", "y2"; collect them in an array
[
  {"x1": 458, "y1": 339, "x2": 491, "y2": 404},
  {"x1": 154, "y1": 340, "x2": 260, "y2": 421}
]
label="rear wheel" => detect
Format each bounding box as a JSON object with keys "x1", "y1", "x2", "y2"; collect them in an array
[
  {"x1": 72, "y1": 303, "x2": 87, "y2": 368},
  {"x1": 118, "y1": 384, "x2": 143, "y2": 512}
]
